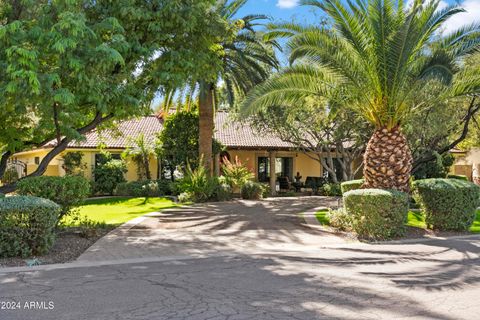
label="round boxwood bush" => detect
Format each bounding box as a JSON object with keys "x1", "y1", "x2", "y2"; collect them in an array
[
  {"x1": 340, "y1": 179, "x2": 364, "y2": 194},
  {"x1": 343, "y1": 189, "x2": 409, "y2": 240},
  {"x1": 412, "y1": 178, "x2": 480, "y2": 231},
  {"x1": 241, "y1": 181, "x2": 264, "y2": 200},
  {"x1": 0, "y1": 196, "x2": 60, "y2": 258},
  {"x1": 17, "y1": 175, "x2": 91, "y2": 222}
]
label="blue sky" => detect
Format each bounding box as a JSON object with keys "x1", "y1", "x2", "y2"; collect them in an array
[{"x1": 236, "y1": 0, "x2": 480, "y2": 34}]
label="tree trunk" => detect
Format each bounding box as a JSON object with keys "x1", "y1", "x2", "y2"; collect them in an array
[
  {"x1": 199, "y1": 81, "x2": 214, "y2": 174},
  {"x1": 363, "y1": 126, "x2": 412, "y2": 193},
  {"x1": 144, "y1": 157, "x2": 151, "y2": 180}
]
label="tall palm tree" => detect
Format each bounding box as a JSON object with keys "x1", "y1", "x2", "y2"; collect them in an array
[
  {"x1": 169, "y1": 0, "x2": 279, "y2": 174},
  {"x1": 242, "y1": 0, "x2": 480, "y2": 192}
]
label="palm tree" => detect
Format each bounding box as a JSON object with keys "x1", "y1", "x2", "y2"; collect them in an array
[
  {"x1": 165, "y1": 0, "x2": 278, "y2": 174},
  {"x1": 242, "y1": 0, "x2": 480, "y2": 192}
]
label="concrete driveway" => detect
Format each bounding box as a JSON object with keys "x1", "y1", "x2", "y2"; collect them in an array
[{"x1": 77, "y1": 197, "x2": 347, "y2": 262}]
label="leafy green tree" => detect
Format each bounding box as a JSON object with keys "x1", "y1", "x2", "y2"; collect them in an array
[
  {"x1": 157, "y1": 111, "x2": 222, "y2": 179},
  {"x1": 0, "y1": 0, "x2": 231, "y2": 193},
  {"x1": 247, "y1": 100, "x2": 371, "y2": 182},
  {"x1": 241, "y1": 0, "x2": 480, "y2": 192}
]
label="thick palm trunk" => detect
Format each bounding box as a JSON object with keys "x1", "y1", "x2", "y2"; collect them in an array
[
  {"x1": 363, "y1": 126, "x2": 412, "y2": 193},
  {"x1": 199, "y1": 81, "x2": 214, "y2": 174}
]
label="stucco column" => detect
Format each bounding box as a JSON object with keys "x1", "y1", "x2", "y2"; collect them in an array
[
  {"x1": 269, "y1": 151, "x2": 276, "y2": 196},
  {"x1": 214, "y1": 153, "x2": 221, "y2": 177}
]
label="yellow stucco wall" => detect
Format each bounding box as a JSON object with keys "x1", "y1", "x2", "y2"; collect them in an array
[
  {"x1": 13, "y1": 148, "x2": 158, "y2": 182},
  {"x1": 13, "y1": 147, "x2": 358, "y2": 183}
]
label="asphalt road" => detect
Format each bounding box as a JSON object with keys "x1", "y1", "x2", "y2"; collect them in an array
[{"x1": 1, "y1": 236, "x2": 480, "y2": 320}]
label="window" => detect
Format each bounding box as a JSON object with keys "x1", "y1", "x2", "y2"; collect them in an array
[
  {"x1": 34, "y1": 157, "x2": 40, "y2": 165},
  {"x1": 257, "y1": 156, "x2": 294, "y2": 182},
  {"x1": 257, "y1": 157, "x2": 270, "y2": 182}
]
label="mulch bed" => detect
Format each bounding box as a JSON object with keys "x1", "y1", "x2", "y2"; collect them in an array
[{"x1": 0, "y1": 227, "x2": 113, "y2": 268}]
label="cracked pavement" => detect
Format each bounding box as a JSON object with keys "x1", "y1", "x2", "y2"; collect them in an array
[{"x1": 1, "y1": 197, "x2": 480, "y2": 319}]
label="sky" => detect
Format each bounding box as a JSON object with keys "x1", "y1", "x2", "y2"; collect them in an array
[{"x1": 237, "y1": 0, "x2": 480, "y2": 34}]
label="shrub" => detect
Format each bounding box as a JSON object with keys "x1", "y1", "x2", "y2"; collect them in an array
[
  {"x1": 2, "y1": 167, "x2": 19, "y2": 184},
  {"x1": 213, "y1": 183, "x2": 233, "y2": 202},
  {"x1": 0, "y1": 193, "x2": 4, "y2": 198},
  {"x1": 115, "y1": 180, "x2": 173, "y2": 197},
  {"x1": 322, "y1": 183, "x2": 342, "y2": 196},
  {"x1": 93, "y1": 159, "x2": 127, "y2": 195},
  {"x1": 412, "y1": 178, "x2": 480, "y2": 231},
  {"x1": 343, "y1": 189, "x2": 409, "y2": 240},
  {"x1": 0, "y1": 196, "x2": 60, "y2": 257},
  {"x1": 241, "y1": 181, "x2": 264, "y2": 200},
  {"x1": 17, "y1": 175, "x2": 91, "y2": 222},
  {"x1": 176, "y1": 162, "x2": 218, "y2": 202},
  {"x1": 262, "y1": 183, "x2": 272, "y2": 198},
  {"x1": 328, "y1": 208, "x2": 352, "y2": 231},
  {"x1": 221, "y1": 156, "x2": 254, "y2": 190},
  {"x1": 447, "y1": 174, "x2": 468, "y2": 181},
  {"x1": 178, "y1": 192, "x2": 194, "y2": 203},
  {"x1": 62, "y1": 151, "x2": 86, "y2": 176},
  {"x1": 340, "y1": 179, "x2": 364, "y2": 194}
]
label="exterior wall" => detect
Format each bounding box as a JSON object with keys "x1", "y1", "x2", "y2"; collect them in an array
[
  {"x1": 13, "y1": 148, "x2": 159, "y2": 183},
  {"x1": 450, "y1": 149, "x2": 480, "y2": 181}
]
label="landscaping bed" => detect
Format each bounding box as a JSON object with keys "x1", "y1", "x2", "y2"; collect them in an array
[
  {"x1": 0, "y1": 227, "x2": 113, "y2": 267},
  {"x1": 315, "y1": 209, "x2": 479, "y2": 240},
  {"x1": 0, "y1": 197, "x2": 177, "y2": 268}
]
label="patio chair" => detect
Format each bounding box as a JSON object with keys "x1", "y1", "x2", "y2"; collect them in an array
[{"x1": 277, "y1": 176, "x2": 292, "y2": 192}]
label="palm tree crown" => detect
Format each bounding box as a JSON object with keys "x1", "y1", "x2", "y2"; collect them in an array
[{"x1": 241, "y1": 0, "x2": 480, "y2": 191}]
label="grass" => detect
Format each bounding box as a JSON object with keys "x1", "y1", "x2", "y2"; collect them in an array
[
  {"x1": 315, "y1": 209, "x2": 480, "y2": 233},
  {"x1": 63, "y1": 197, "x2": 178, "y2": 226}
]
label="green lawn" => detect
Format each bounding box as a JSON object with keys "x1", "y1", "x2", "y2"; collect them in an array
[
  {"x1": 63, "y1": 197, "x2": 178, "y2": 226},
  {"x1": 316, "y1": 209, "x2": 480, "y2": 233}
]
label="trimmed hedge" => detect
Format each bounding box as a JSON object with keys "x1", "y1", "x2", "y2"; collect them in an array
[
  {"x1": 447, "y1": 174, "x2": 468, "y2": 181},
  {"x1": 340, "y1": 179, "x2": 364, "y2": 194},
  {"x1": 412, "y1": 178, "x2": 480, "y2": 231},
  {"x1": 115, "y1": 180, "x2": 173, "y2": 197},
  {"x1": 0, "y1": 196, "x2": 60, "y2": 257},
  {"x1": 343, "y1": 189, "x2": 409, "y2": 240},
  {"x1": 322, "y1": 183, "x2": 342, "y2": 196},
  {"x1": 241, "y1": 181, "x2": 264, "y2": 200},
  {"x1": 17, "y1": 175, "x2": 90, "y2": 222}
]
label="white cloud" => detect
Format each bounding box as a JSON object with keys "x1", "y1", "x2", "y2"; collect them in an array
[
  {"x1": 276, "y1": 0, "x2": 299, "y2": 9},
  {"x1": 441, "y1": 0, "x2": 480, "y2": 35}
]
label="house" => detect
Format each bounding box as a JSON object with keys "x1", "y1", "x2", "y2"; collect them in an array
[
  {"x1": 450, "y1": 148, "x2": 480, "y2": 182},
  {"x1": 8, "y1": 112, "x2": 351, "y2": 191}
]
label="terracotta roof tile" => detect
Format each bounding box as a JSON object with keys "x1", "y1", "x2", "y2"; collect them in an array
[
  {"x1": 214, "y1": 112, "x2": 295, "y2": 149},
  {"x1": 46, "y1": 113, "x2": 296, "y2": 150}
]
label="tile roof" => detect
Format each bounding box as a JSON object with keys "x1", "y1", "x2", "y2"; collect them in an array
[
  {"x1": 214, "y1": 112, "x2": 296, "y2": 149},
  {"x1": 46, "y1": 113, "x2": 297, "y2": 150}
]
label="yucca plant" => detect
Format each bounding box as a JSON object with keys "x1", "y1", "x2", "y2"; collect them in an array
[{"x1": 242, "y1": 0, "x2": 480, "y2": 192}]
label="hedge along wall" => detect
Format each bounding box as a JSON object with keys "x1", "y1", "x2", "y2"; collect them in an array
[
  {"x1": 0, "y1": 196, "x2": 60, "y2": 258},
  {"x1": 340, "y1": 179, "x2": 364, "y2": 194},
  {"x1": 412, "y1": 178, "x2": 480, "y2": 231},
  {"x1": 343, "y1": 189, "x2": 409, "y2": 240}
]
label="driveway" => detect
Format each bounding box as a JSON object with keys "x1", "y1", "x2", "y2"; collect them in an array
[
  {"x1": 77, "y1": 196, "x2": 347, "y2": 262},
  {"x1": 1, "y1": 236, "x2": 480, "y2": 319}
]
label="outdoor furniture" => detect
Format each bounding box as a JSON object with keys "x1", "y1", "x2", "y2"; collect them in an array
[
  {"x1": 277, "y1": 176, "x2": 292, "y2": 191},
  {"x1": 292, "y1": 181, "x2": 303, "y2": 192}
]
